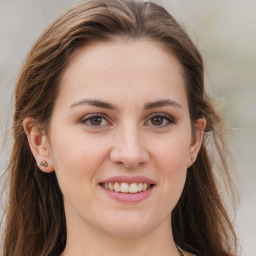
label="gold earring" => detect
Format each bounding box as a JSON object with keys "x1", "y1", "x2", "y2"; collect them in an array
[{"x1": 40, "y1": 161, "x2": 48, "y2": 167}]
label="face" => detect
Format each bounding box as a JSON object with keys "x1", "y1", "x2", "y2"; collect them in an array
[{"x1": 43, "y1": 40, "x2": 204, "y2": 238}]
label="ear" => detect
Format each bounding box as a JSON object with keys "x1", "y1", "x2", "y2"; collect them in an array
[
  {"x1": 187, "y1": 118, "x2": 206, "y2": 168},
  {"x1": 23, "y1": 117, "x2": 54, "y2": 173}
]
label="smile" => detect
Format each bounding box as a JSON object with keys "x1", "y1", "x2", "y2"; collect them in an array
[
  {"x1": 100, "y1": 182, "x2": 152, "y2": 193},
  {"x1": 99, "y1": 176, "x2": 156, "y2": 202}
]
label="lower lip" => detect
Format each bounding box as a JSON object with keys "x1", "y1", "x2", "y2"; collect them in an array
[{"x1": 100, "y1": 185, "x2": 155, "y2": 203}]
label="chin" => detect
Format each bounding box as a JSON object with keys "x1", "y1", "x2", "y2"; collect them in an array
[{"x1": 99, "y1": 211, "x2": 163, "y2": 238}]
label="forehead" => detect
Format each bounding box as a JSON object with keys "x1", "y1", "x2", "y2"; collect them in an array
[
  {"x1": 57, "y1": 39, "x2": 187, "y2": 110},
  {"x1": 64, "y1": 39, "x2": 184, "y2": 78}
]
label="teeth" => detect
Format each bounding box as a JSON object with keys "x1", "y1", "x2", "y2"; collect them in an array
[
  {"x1": 120, "y1": 183, "x2": 129, "y2": 193},
  {"x1": 138, "y1": 183, "x2": 143, "y2": 192},
  {"x1": 108, "y1": 183, "x2": 114, "y2": 191},
  {"x1": 142, "y1": 183, "x2": 148, "y2": 191},
  {"x1": 129, "y1": 183, "x2": 138, "y2": 193},
  {"x1": 114, "y1": 182, "x2": 120, "y2": 192},
  {"x1": 102, "y1": 182, "x2": 152, "y2": 193}
]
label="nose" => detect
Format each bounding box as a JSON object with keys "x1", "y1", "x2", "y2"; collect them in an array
[{"x1": 109, "y1": 125, "x2": 149, "y2": 169}]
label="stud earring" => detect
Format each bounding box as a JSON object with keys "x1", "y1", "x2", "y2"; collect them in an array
[
  {"x1": 40, "y1": 161, "x2": 48, "y2": 167},
  {"x1": 191, "y1": 155, "x2": 195, "y2": 161}
]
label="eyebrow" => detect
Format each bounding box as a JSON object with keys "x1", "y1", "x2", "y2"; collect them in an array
[
  {"x1": 144, "y1": 99, "x2": 183, "y2": 110},
  {"x1": 70, "y1": 99, "x2": 117, "y2": 110},
  {"x1": 70, "y1": 99, "x2": 182, "y2": 110}
]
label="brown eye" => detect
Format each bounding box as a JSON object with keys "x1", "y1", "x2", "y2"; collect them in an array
[
  {"x1": 145, "y1": 114, "x2": 174, "y2": 128},
  {"x1": 81, "y1": 114, "x2": 110, "y2": 128},
  {"x1": 89, "y1": 116, "x2": 103, "y2": 126},
  {"x1": 151, "y1": 116, "x2": 164, "y2": 126}
]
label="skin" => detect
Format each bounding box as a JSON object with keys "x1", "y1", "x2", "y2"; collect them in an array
[{"x1": 24, "y1": 40, "x2": 205, "y2": 256}]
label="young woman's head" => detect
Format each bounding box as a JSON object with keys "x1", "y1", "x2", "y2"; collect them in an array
[{"x1": 3, "y1": 0, "x2": 237, "y2": 255}]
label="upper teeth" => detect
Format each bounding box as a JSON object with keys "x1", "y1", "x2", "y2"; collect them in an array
[{"x1": 103, "y1": 182, "x2": 150, "y2": 193}]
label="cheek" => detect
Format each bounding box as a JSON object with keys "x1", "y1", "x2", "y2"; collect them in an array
[
  {"x1": 158, "y1": 144, "x2": 187, "y2": 192},
  {"x1": 151, "y1": 133, "x2": 190, "y2": 206},
  {"x1": 48, "y1": 129, "x2": 108, "y2": 194},
  {"x1": 153, "y1": 131, "x2": 191, "y2": 173}
]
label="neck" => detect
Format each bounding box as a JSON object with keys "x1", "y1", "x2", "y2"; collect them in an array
[{"x1": 61, "y1": 214, "x2": 181, "y2": 256}]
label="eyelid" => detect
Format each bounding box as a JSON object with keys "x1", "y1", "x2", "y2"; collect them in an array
[
  {"x1": 144, "y1": 112, "x2": 175, "y2": 127},
  {"x1": 79, "y1": 112, "x2": 175, "y2": 128},
  {"x1": 80, "y1": 113, "x2": 112, "y2": 127}
]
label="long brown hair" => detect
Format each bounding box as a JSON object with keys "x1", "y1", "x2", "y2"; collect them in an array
[{"x1": 2, "y1": 0, "x2": 238, "y2": 255}]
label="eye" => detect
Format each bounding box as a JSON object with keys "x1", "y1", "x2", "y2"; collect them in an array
[
  {"x1": 80, "y1": 114, "x2": 110, "y2": 128},
  {"x1": 145, "y1": 113, "x2": 174, "y2": 127}
]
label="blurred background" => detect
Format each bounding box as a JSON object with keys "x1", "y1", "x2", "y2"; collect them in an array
[{"x1": 0, "y1": 0, "x2": 255, "y2": 255}]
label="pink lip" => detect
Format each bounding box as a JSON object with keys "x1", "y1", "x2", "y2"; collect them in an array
[
  {"x1": 100, "y1": 176, "x2": 156, "y2": 185},
  {"x1": 99, "y1": 176, "x2": 156, "y2": 203},
  {"x1": 100, "y1": 185, "x2": 155, "y2": 203}
]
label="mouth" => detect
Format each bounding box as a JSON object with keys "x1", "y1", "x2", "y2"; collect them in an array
[
  {"x1": 99, "y1": 182, "x2": 154, "y2": 193},
  {"x1": 99, "y1": 176, "x2": 156, "y2": 202}
]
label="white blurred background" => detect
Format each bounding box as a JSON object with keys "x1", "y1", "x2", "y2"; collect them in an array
[{"x1": 0, "y1": 0, "x2": 255, "y2": 255}]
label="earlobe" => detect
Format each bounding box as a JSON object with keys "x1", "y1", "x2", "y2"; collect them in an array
[
  {"x1": 187, "y1": 118, "x2": 206, "y2": 168},
  {"x1": 23, "y1": 117, "x2": 54, "y2": 173}
]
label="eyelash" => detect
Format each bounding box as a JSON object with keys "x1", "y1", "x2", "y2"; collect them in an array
[
  {"x1": 145, "y1": 113, "x2": 175, "y2": 127},
  {"x1": 80, "y1": 113, "x2": 175, "y2": 128},
  {"x1": 80, "y1": 114, "x2": 110, "y2": 128}
]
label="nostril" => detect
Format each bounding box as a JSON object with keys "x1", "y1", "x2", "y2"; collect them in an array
[{"x1": 109, "y1": 139, "x2": 149, "y2": 164}]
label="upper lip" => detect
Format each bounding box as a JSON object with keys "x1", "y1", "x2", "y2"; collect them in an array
[{"x1": 100, "y1": 176, "x2": 156, "y2": 184}]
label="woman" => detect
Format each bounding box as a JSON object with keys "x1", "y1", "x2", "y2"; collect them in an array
[{"x1": 2, "y1": 0, "x2": 238, "y2": 255}]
